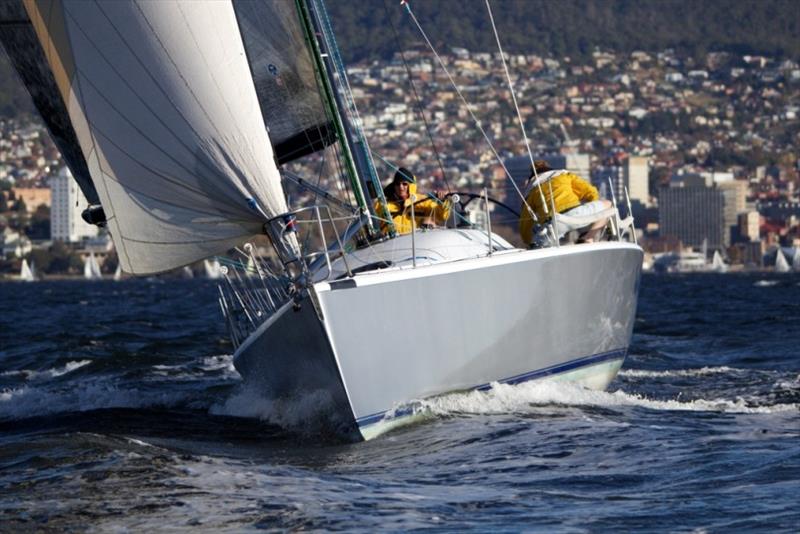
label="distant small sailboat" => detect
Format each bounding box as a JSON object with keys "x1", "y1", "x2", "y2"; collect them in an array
[
  {"x1": 775, "y1": 248, "x2": 790, "y2": 273},
  {"x1": 83, "y1": 252, "x2": 103, "y2": 280},
  {"x1": 19, "y1": 258, "x2": 36, "y2": 282},
  {"x1": 204, "y1": 259, "x2": 222, "y2": 279},
  {"x1": 711, "y1": 250, "x2": 728, "y2": 273},
  {"x1": 113, "y1": 264, "x2": 122, "y2": 281},
  {"x1": 793, "y1": 248, "x2": 800, "y2": 272},
  {"x1": 182, "y1": 265, "x2": 195, "y2": 279}
]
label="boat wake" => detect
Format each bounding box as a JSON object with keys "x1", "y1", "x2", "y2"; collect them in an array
[
  {"x1": 401, "y1": 379, "x2": 799, "y2": 421},
  {"x1": 619, "y1": 366, "x2": 739, "y2": 378}
]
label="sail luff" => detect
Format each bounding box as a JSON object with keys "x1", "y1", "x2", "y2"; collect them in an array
[{"x1": 24, "y1": 0, "x2": 296, "y2": 275}]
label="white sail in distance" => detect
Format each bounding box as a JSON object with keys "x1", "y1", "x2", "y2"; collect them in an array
[
  {"x1": 775, "y1": 248, "x2": 790, "y2": 273},
  {"x1": 25, "y1": 0, "x2": 296, "y2": 274},
  {"x1": 20, "y1": 259, "x2": 35, "y2": 282}
]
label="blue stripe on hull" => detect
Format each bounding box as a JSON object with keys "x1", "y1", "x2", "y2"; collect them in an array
[{"x1": 356, "y1": 348, "x2": 627, "y2": 428}]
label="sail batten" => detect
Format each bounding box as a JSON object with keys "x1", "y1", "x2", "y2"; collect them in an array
[{"x1": 25, "y1": 0, "x2": 294, "y2": 274}]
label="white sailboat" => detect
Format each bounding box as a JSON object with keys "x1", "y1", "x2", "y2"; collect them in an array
[
  {"x1": 711, "y1": 250, "x2": 728, "y2": 273},
  {"x1": 792, "y1": 248, "x2": 800, "y2": 272},
  {"x1": 18, "y1": 0, "x2": 641, "y2": 441},
  {"x1": 775, "y1": 248, "x2": 790, "y2": 273},
  {"x1": 113, "y1": 264, "x2": 122, "y2": 281},
  {"x1": 19, "y1": 258, "x2": 36, "y2": 282},
  {"x1": 83, "y1": 252, "x2": 102, "y2": 281}
]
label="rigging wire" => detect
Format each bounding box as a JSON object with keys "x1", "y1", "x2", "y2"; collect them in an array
[
  {"x1": 399, "y1": 0, "x2": 535, "y2": 220},
  {"x1": 484, "y1": 0, "x2": 547, "y2": 216},
  {"x1": 382, "y1": 0, "x2": 450, "y2": 193}
]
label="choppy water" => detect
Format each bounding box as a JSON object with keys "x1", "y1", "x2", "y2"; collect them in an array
[{"x1": 1, "y1": 274, "x2": 798, "y2": 531}]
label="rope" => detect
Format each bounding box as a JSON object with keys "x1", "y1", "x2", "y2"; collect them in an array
[
  {"x1": 484, "y1": 0, "x2": 547, "y2": 217},
  {"x1": 382, "y1": 0, "x2": 450, "y2": 193},
  {"x1": 400, "y1": 0, "x2": 534, "y2": 221}
]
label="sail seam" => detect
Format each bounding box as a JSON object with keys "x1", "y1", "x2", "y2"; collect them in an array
[
  {"x1": 69, "y1": 4, "x2": 249, "y2": 211},
  {"x1": 72, "y1": 71, "x2": 249, "y2": 215},
  {"x1": 56, "y1": 2, "x2": 132, "y2": 268},
  {"x1": 88, "y1": 126, "x2": 251, "y2": 218}
]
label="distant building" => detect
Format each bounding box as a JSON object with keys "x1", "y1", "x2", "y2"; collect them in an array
[
  {"x1": 738, "y1": 211, "x2": 760, "y2": 242},
  {"x1": 50, "y1": 167, "x2": 98, "y2": 243},
  {"x1": 625, "y1": 156, "x2": 650, "y2": 207},
  {"x1": 659, "y1": 183, "x2": 726, "y2": 249},
  {"x1": 1, "y1": 227, "x2": 31, "y2": 258},
  {"x1": 10, "y1": 187, "x2": 51, "y2": 213},
  {"x1": 719, "y1": 180, "x2": 750, "y2": 244}
]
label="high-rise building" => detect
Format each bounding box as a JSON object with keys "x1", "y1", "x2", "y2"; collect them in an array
[
  {"x1": 718, "y1": 179, "x2": 750, "y2": 244},
  {"x1": 738, "y1": 211, "x2": 760, "y2": 242},
  {"x1": 659, "y1": 184, "x2": 726, "y2": 249},
  {"x1": 50, "y1": 167, "x2": 98, "y2": 243},
  {"x1": 625, "y1": 156, "x2": 650, "y2": 207}
]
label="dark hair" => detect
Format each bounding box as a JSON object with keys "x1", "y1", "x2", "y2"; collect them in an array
[
  {"x1": 529, "y1": 159, "x2": 552, "y2": 179},
  {"x1": 393, "y1": 167, "x2": 416, "y2": 184}
]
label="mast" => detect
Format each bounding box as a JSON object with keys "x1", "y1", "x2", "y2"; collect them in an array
[{"x1": 296, "y1": 0, "x2": 390, "y2": 236}]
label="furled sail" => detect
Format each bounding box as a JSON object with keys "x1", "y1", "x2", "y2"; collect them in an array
[
  {"x1": 0, "y1": 0, "x2": 99, "y2": 205},
  {"x1": 234, "y1": 0, "x2": 336, "y2": 165},
  {"x1": 24, "y1": 0, "x2": 296, "y2": 274}
]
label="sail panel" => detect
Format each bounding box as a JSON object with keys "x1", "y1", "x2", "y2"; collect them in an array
[
  {"x1": 25, "y1": 0, "x2": 293, "y2": 274},
  {"x1": 0, "y1": 0, "x2": 99, "y2": 204},
  {"x1": 234, "y1": 0, "x2": 336, "y2": 165}
]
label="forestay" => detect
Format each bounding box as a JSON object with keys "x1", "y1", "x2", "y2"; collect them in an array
[{"x1": 24, "y1": 0, "x2": 295, "y2": 274}]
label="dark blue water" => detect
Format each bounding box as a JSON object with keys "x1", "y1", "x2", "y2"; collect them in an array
[{"x1": 1, "y1": 275, "x2": 798, "y2": 531}]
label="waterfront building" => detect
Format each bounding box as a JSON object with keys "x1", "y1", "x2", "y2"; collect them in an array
[
  {"x1": 659, "y1": 180, "x2": 726, "y2": 249},
  {"x1": 50, "y1": 167, "x2": 98, "y2": 243},
  {"x1": 738, "y1": 211, "x2": 761, "y2": 242},
  {"x1": 625, "y1": 155, "x2": 650, "y2": 207}
]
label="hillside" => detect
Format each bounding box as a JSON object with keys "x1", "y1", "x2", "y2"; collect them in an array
[
  {"x1": 327, "y1": 0, "x2": 800, "y2": 63},
  {"x1": 0, "y1": 0, "x2": 797, "y2": 119}
]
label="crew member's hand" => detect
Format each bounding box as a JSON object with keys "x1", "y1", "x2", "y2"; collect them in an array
[{"x1": 433, "y1": 190, "x2": 448, "y2": 201}]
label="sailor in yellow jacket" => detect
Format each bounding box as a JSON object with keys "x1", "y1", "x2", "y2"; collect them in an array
[
  {"x1": 519, "y1": 160, "x2": 611, "y2": 245},
  {"x1": 376, "y1": 167, "x2": 451, "y2": 235}
]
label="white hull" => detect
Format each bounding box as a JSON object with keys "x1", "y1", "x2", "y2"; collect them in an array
[{"x1": 234, "y1": 231, "x2": 642, "y2": 440}]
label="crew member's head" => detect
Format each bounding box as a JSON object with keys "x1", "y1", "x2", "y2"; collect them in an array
[
  {"x1": 529, "y1": 159, "x2": 552, "y2": 180},
  {"x1": 392, "y1": 167, "x2": 416, "y2": 201}
]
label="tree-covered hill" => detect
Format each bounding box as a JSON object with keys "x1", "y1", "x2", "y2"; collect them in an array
[
  {"x1": 327, "y1": 0, "x2": 800, "y2": 63},
  {"x1": 0, "y1": 0, "x2": 797, "y2": 119}
]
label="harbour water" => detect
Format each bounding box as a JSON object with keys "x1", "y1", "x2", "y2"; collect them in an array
[{"x1": 1, "y1": 274, "x2": 798, "y2": 531}]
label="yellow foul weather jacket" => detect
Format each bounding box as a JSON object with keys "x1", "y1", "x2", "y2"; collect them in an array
[
  {"x1": 375, "y1": 182, "x2": 451, "y2": 235},
  {"x1": 518, "y1": 171, "x2": 599, "y2": 244}
]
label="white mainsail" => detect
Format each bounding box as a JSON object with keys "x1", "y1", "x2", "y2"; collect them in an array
[
  {"x1": 25, "y1": 0, "x2": 296, "y2": 274},
  {"x1": 792, "y1": 248, "x2": 800, "y2": 272}
]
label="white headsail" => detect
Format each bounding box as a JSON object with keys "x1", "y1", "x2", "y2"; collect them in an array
[{"x1": 25, "y1": 0, "x2": 296, "y2": 274}]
